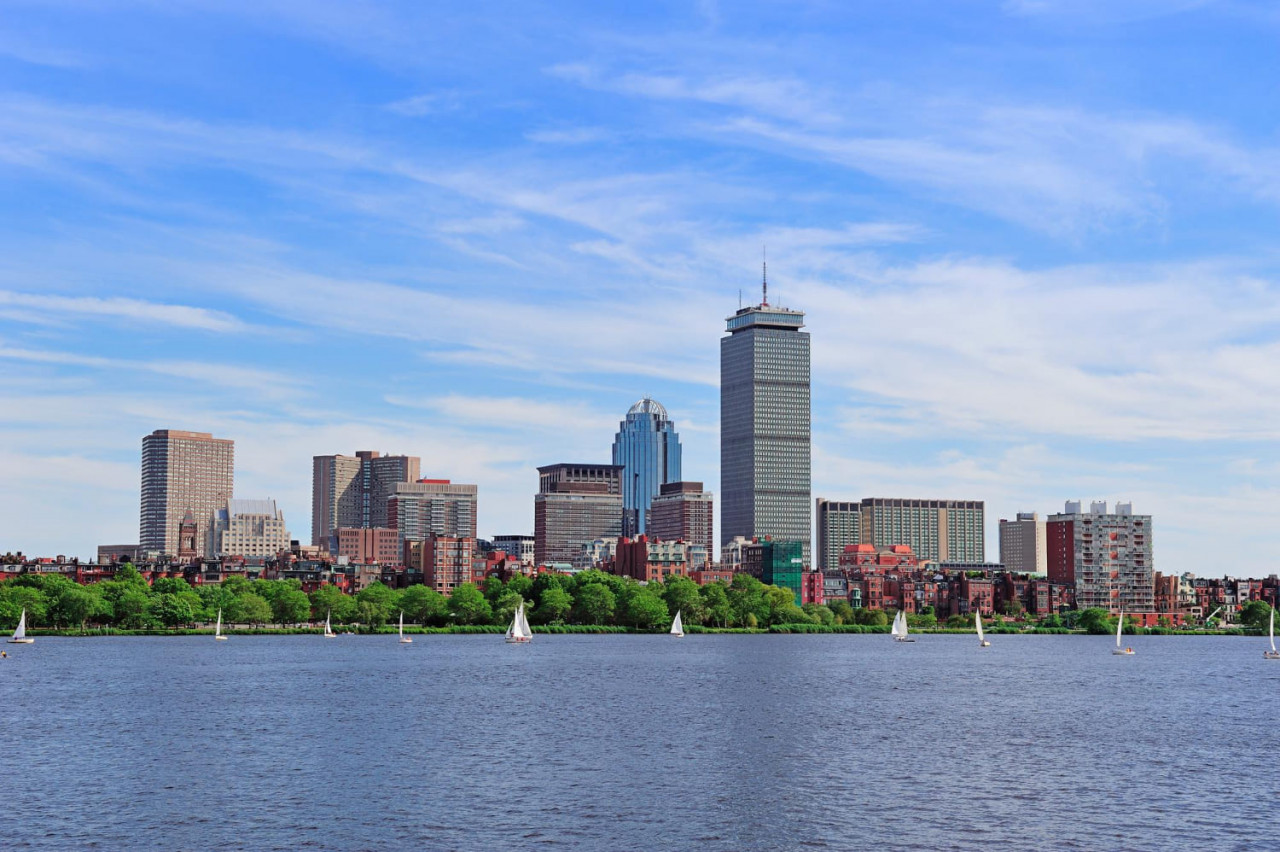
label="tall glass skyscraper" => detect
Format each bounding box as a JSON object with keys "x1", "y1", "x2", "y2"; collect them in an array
[
  {"x1": 611, "y1": 397, "x2": 682, "y2": 535},
  {"x1": 721, "y1": 291, "x2": 811, "y2": 564}
]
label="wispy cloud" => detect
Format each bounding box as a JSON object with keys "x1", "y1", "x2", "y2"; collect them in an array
[{"x1": 0, "y1": 290, "x2": 247, "y2": 332}]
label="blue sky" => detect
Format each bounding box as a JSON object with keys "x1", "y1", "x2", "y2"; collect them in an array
[{"x1": 2, "y1": 1, "x2": 1280, "y2": 575}]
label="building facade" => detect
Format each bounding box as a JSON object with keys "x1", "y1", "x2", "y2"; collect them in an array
[
  {"x1": 311, "y1": 451, "x2": 420, "y2": 547},
  {"x1": 492, "y1": 534, "x2": 535, "y2": 564},
  {"x1": 1047, "y1": 501, "x2": 1154, "y2": 613},
  {"x1": 816, "y1": 499, "x2": 862, "y2": 571},
  {"x1": 720, "y1": 289, "x2": 811, "y2": 563},
  {"x1": 611, "y1": 397, "x2": 682, "y2": 535},
  {"x1": 742, "y1": 538, "x2": 806, "y2": 604},
  {"x1": 332, "y1": 527, "x2": 403, "y2": 566},
  {"x1": 211, "y1": 498, "x2": 290, "y2": 559},
  {"x1": 858, "y1": 498, "x2": 985, "y2": 563},
  {"x1": 140, "y1": 429, "x2": 235, "y2": 558},
  {"x1": 386, "y1": 479, "x2": 478, "y2": 543},
  {"x1": 534, "y1": 463, "x2": 623, "y2": 566},
  {"x1": 404, "y1": 536, "x2": 477, "y2": 595},
  {"x1": 999, "y1": 511, "x2": 1047, "y2": 576},
  {"x1": 649, "y1": 481, "x2": 713, "y2": 566}
]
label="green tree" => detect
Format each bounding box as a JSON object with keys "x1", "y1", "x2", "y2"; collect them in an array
[
  {"x1": 114, "y1": 589, "x2": 154, "y2": 629},
  {"x1": 854, "y1": 608, "x2": 888, "y2": 627},
  {"x1": 506, "y1": 573, "x2": 533, "y2": 599},
  {"x1": 151, "y1": 594, "x2": 195, "y2": 629},
  {"x1": 398, "y1": 585, "x2": 447, "y2": 626},
  {"x1": 273, "y1": 589, "x2": 312, "y2": 626},
  {"x1": 728, "y1": 574, "x2": 769, "y2": 627},
  {"x1": 573, "y1": 583, "x2": 616, "y2": 625},
  {"x1": 448, "y1": 583, "x2": 492, "y2": 625},
  {"x1": 662, "y1": 576, "x2": 705, "y2": 625},
  {"x1": 1077, "y1": 608, "x2": 1114, "y2": 635},
  {"x1": 482, "y1": 576, "x2": 506, "y2": 603},
  {"x1": 699, "y1": 582, "x2": 732, "y2": 627},
  {"x1": 238, "y1": 593, "x2": 272, "y2": 627},
  {"x1": 51, "y1": 586, "x2": 105, "y2": 631},
  {"x1": 310, "y1": 584, "x2": 356, "y2": 623},
  {"x1": 620, "y1": 587, "x2": 669, "y2": 629},
  {"x1": 803, "y1": 603, "x2": 835, "y2": 626},
  {"x1": 533, "y1": 585, "x2": 572, "y2": 624},
  {"x1": 827, "y1": 599, "x2": 854, "y2": 625},
  {"x1": 152, "y1": 577, "x2": 194, "y2": 597},
  {"x1": 1239, "y1": 600, "x2": 1273, "y2": 628},
  {"x1": 764, "y1": 586, "x2": 802, "y2": 625},
  {"x1": 356, "y1": 582, "x2": 396, "y2": 627},
  {"x1": 492, "y1": 590, "x2": 525, "y2": 627},
  {"x1": 0, "y1": 584, "x2": 49, "y2": 628}
]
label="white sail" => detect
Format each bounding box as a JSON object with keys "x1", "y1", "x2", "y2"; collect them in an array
[
  {"x1": 1116, "y1": 610, "x2": 1124, "y2": 647},
  {"x1": 13, "y1": 609, "x2": 26, "y2": 640},
  {"x1": 507, "y1": 603, "x2": 529, "y2": 641},
  {"x1": 519, "y1": 603, "x2": 532, "y2": 640},
  {"x1": 891, "y1": 610, "x2": 908, "y2": 638},
  {"x1": 325, "y1": 610, "x2": 335, "y2": 638},
  {"x1": 399, "y1": 610, "x2": 404, "y2": 639},
  {"x1": 1270, "y1": 609, "x2": 1276, "y2": 654},
  {"x1": 215, "y1": 608, "x2": 222, "y2": 638},
  {"x1": 670, "y1": 610, "x2": 684, "y2": 636},
  {"x1": 975, "y1": 610, "x2": 984, "y2": 642}
]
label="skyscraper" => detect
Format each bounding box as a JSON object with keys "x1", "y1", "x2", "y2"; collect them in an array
[
  {"x1": 720, "y1": 275, "x2": 811, "y2": 563},
  {"x1": 534, "y1": 463, "x2": 623, "y2": 566},
  {"x1": 140, "y1": 429, "x2": 234, "y2": 558},
  {"x1": 649, "y1": 481, "x2": 714, "y2": 566},
  {"x1": 816, "y1": 499, "x2": 862, "y2": 571},
  {"x1": 311, "y1": 451, "x2": 420, "y2": 547},
  {"x1": 1000, "y1": 511, "x2": 1047, "y2": 576},
  {"x1": 611, "y1": 397, "x2": 682, "y2": 535},
  {"x1": 386, "y1": 479, "x2": 479, "y2": 542},
  {"x1": 1048, "y1": 501, "x2": 1153, "y2": 613},
  {"x1": 859, "y1": 497, "x2": 985, "y2": 563}
]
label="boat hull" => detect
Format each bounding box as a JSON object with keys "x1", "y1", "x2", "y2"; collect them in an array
[
  {"x1": 1112, "y1": 649, "x2": 1134, "y2": 655},
  {"x1": 978, "y1": 640, "x2": 990, "y2": 647},
  {"x1": 893, "y1": 637, "x2": 915, "y2": 643},
  {"x1": 399, "y1": 638, "x2": 413, "y2": 643},
  {"x1": 505, "y1": 637, "x2": 530, "y2": 644},
  {"x1": 1264, "y1": 651, "x2": 1280, "y2": 659},
  {"x1": 7, "y1": 638, "x2": 34, "y2": 644},
  {"x1": 214, "y1": 636, "x2": 228, "y2": 641}
]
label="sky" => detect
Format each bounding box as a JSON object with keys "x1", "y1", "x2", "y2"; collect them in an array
[{"x1": 2, "y1": 1, "x2": 1280, "y2": 576}]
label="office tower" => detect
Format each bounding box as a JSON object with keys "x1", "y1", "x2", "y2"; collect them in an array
[
  {"x1": 140, "y1": 429, "x2": 234, "y2": 558},
  {"x1": 611, "y1": 397, "x2": 682, "y2": 535},
  {"x1": 210, "y1": 499, "x2": 290, "y2": 559},
  {"x1": 720, "y1": 275, "x2": 811, "y2": 563},
  {"x1": 816, "y1": 499, "x2": 862, "y2": 571},
  {"x1": 534, "y1": 463, "x2": 623, "y2": 566},
  {"x1": 1047, "y1": 501, "x2": 1154, "y2": 613},
  {"x1": 386, "y1": 479, "x2": 478, "y2": 542},
  {"x1": 742, "y1": 539, "x2": 805, "y2": 604},
  {"x1": 311, "y1": 451, "x2": 420, "y2": 547},
  {"x1": 332, "y1": 527, "x2": 403, "y2": 565},
  {"x1": 999, "y1": 511, "x2": 1048, "y2": 576},
  {"x1": 858, "y1": 498, "x2": 985, "y2": 563},
  {"x1": 649, "y1": 481, "x2": 713, "y2": 566},
  {"x1": 493, "y1": 534, "x2": 535, "y2": 563},
  {"x1": 404, "y1": 536, "x2": 478, "y2": 595}
]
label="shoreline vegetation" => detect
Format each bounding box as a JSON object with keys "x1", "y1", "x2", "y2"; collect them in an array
[
  {"x1": 20, "y1": 624, "x2": 1264, "y2": 638},
  {"x1": 3, "y1": 563, "x2": 1272, "y2": 639}
]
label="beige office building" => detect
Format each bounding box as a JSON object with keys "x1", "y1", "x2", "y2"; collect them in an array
[
  {"x1": 140, "y1": 429, "x2": 234, "y2": 558},
  {"x1": 211, "y1": 499, "x2": 291, "y2": 559},
  {"x1": 311, "y1": 451, "x2": 420, "y2": 547},
  {"x1": 999, "y1": 512, "x2": 1047, "y2": 576}
]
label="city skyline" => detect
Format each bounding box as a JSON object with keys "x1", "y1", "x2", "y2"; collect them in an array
[{"x1": 2, "y1": 3, "x2": 1279, "y2": 576}]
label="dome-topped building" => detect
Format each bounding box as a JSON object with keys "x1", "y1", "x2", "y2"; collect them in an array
[{"x1": 612, "y1": 397, "x2": 682, "y2": 536}]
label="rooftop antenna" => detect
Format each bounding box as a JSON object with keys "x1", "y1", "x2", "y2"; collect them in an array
[{"x1": 762, "y1": 245, "x2": 768, "y2": 306}]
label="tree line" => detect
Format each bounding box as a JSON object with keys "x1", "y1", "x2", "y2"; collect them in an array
[{"x1": 0, "y1": 566, "x2": 843, "y2": 632}]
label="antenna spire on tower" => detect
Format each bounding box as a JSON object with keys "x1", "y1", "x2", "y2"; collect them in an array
[{"x1": 762, "y1": 245, "x2": 768, "y2": 306}]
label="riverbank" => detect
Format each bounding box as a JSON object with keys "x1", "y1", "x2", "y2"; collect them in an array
[{"x1": 21, "y1": 624, "x2": 1261, "y2": 637}]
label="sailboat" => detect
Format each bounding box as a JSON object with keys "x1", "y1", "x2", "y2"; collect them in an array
[
  {"x1": 506, "y1": 603, "x2": 531, "y2": 644},
  {"x1": 8, "y1": 609, "x2": 34, "y2": 644},
  {"x1": 670, "y1": 610, "x2": 684, "y2": 638},
  {"x1": 214, "y1": 608, "x2": 227, "y2": 641},
  {"x1": 891, "y1": 610, "x2": 914, "y2": 642},
  {"x1": 976, "y1": 610, "x2": 990, "y2": 647},
  {"x1": 398, "y1": 610, "x2": 413, "y2": 644},
  {"x1": 1112, "y1": 610, "x2": 1134, "y2": 655},
  {"x1": 323, "y1": 610, "x2": 336, "y2": 639},
  {"x1": 1264, "y1": 609, "x2": 1279, "y2": 660}
]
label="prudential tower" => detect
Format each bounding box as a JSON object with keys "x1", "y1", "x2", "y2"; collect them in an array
[{"x1": 720, "y1": 267, "x2": 811, "y2": 564}]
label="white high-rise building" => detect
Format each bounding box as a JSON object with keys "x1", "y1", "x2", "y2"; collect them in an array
[
  {"x1": 212, "y1": 499, "x2": 291, "y2": 559},
  {"x1": 999, "y1": 512, "x2": 1047, "y2": 576}
]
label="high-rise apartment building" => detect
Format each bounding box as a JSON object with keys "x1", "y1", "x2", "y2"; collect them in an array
[
  {"x1": 311, "y1": 451, "x2": 420, "y2": 547},
  {"x1": 534, "y1": 463, "x2": 623, "y2": 566},
  {"x1": 816, "y1": 499, "x2": 862, "y2": 571},
  {"x1": 140, "y1": 429, "x2": 234, "y2": 558},
  {"x1": 859, "y1": 498, "x2": 985, "y2": 563},
  {"x1": 1047, "y1": 501, "x2": 1153, "y2": 613},
  {"x1": 386, "y1": 479, "x2": 478, "y2": 542},
  {"x1": 210, "y1": 499, "x2": 290, "y2": 559},
  {"x1": 611, "y1": 397, "x2": 682, "y2": 535},
  {"x1": 332, "y1": 527, "x2": 403, "y2": 566},
  {"x1": 999, "y1": 511, "x2": 1047, "y2": 576},
  {"x1": 721, "y1": 281, "x2": 811, "y2": 563},
  {"x1": 649, "y1": 481, "x2": 713, "y2": 566}
]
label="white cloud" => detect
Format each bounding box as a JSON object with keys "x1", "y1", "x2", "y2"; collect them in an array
[{"x1": 0, "y1": 290, "x2": 247, "y2": 332}]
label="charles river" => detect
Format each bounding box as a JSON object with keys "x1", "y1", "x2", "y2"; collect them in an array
[{"x1": 3, "y1": 634, "x2": 1276, "y2": 851}]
